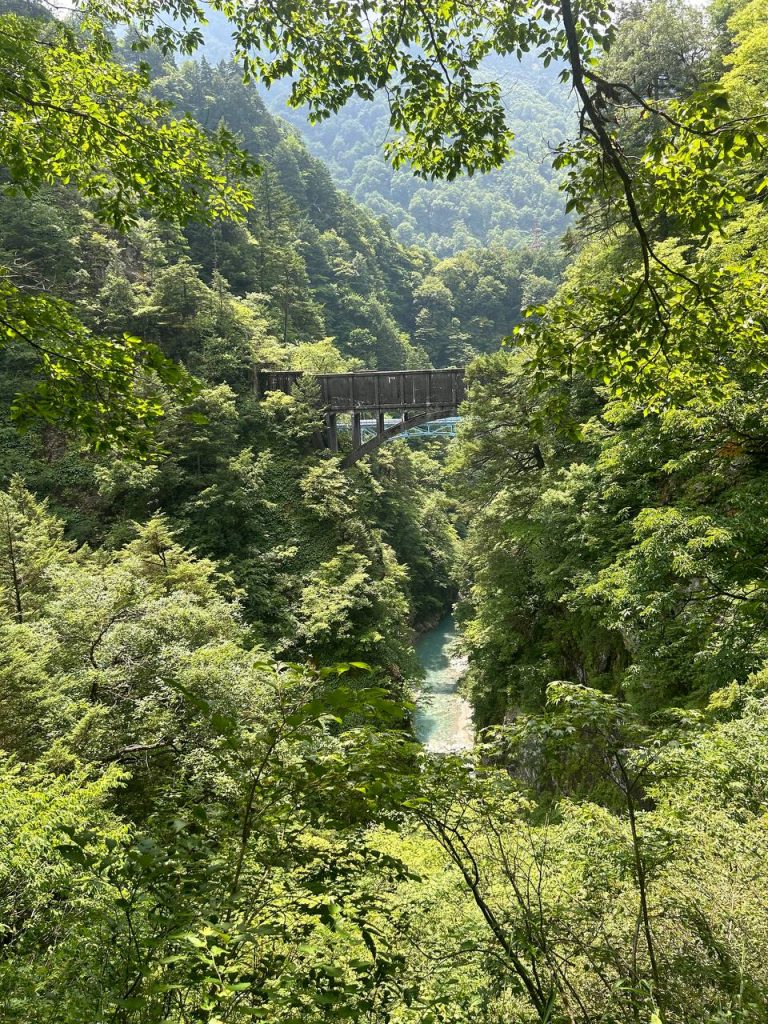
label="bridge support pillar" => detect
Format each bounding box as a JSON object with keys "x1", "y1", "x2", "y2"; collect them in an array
[
  {"x1": 352, "y1": 412, "x2": 362, "y2": 450},
  {"x1": 376, "y1": 411, "x2": 386, "y2": 436},
  {"x1": 325, "y1": 413, "x2": 338, "y2": 453}
]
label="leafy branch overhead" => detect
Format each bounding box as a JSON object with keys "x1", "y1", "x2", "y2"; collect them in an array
[{"x1": 1, "y1": 11, "x2": 256, "y2": 228}]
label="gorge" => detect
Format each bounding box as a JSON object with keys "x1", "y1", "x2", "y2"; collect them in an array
[{"x1": 3, "y1": 0, "x2": 768, "y2": 1022}]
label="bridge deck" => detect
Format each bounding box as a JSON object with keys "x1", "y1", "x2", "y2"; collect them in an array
[{"x1": 258, "y1": 368, "x2": 465, "y2": 413}]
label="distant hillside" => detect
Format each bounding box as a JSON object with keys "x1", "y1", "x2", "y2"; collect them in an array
[
  {"x1": 149, "y1": 58, "x2": 430, "y2": 369},
  {"x1": 157, "y1": 49, "x2": 566, "y2": 364},
  {"x1": 201, "y1": 17, "x2": 574, "y2": 256}
]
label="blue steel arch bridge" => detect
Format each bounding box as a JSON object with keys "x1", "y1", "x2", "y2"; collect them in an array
[{"x1": 257, "y1": 368, "x2": 465, "y2": 467}]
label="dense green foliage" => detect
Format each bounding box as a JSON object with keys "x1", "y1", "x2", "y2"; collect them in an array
[
  {"x1": 0, "y1": 11, "x2": 465, "y2": 1016},
  {"x1": 412, "y1": 244, "x2": 564, "y2": 364},
  {"x1": 455, "y1": 0, "x2": 768, "y2": 725},
  {"x1": 0, "y1": 2, "x2": 255, "y2": 447},
  {"x1": 4, "y1": 0, "x2": 768, "y2": 1022}
]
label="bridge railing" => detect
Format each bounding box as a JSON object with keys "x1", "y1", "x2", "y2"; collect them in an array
[{"x1": 257, "y1": 368, "x2": 465, "y2": 412}]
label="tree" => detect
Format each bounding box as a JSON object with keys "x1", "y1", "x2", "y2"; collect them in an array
[
  {"x1": 0, "y1": 479, "x2": 423, "y2": 1022},
  {"x1": 407, "y1": 678, "x2": 768, "y2": 1023},
  {"x1": 0, "y1": 475, "x2": 72, "y2": 623},
  {"x1": 598, "y1": 0, "x2": 714, "y2": 100}
]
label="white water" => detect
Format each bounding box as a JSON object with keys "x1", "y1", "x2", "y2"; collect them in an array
[{"x1": 413, "y1": 615, "x2": 474, "y2": 753}]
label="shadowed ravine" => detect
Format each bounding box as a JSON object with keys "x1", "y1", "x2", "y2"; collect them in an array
[{"x1": 413, "y1": 615, "x2": 474, "y2": 753}]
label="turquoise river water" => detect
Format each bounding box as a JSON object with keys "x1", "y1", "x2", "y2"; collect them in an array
[{"x1": 413, "y1": 615, "x2": 474, "y2": 753}]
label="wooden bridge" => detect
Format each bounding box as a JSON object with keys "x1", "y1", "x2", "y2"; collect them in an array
[{"x1": 257, "y1": 368, "x2": 465, "y2": 465}]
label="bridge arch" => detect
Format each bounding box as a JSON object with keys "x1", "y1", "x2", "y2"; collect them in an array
[{"x1": 340, "y1": 409, "x2": 458, "y2": 467}]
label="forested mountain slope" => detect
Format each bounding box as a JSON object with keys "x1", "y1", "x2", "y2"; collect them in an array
[
  {"x1": 451, "y1": 0, "x2": 766, "y2": 728},
  {"x1": 203, "y1": 13, "x2": 573, "y2": 255},
  {"x1": 0, "y1": 43, "x2": 562, "y2": 399},
  {"x1": 263, "y1": 57, "x2": 573, "y2": 256}
]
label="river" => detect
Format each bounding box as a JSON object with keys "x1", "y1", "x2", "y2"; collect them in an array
[{"x1": 413, "y1": 615, "x2": 474, "y2": 753}]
